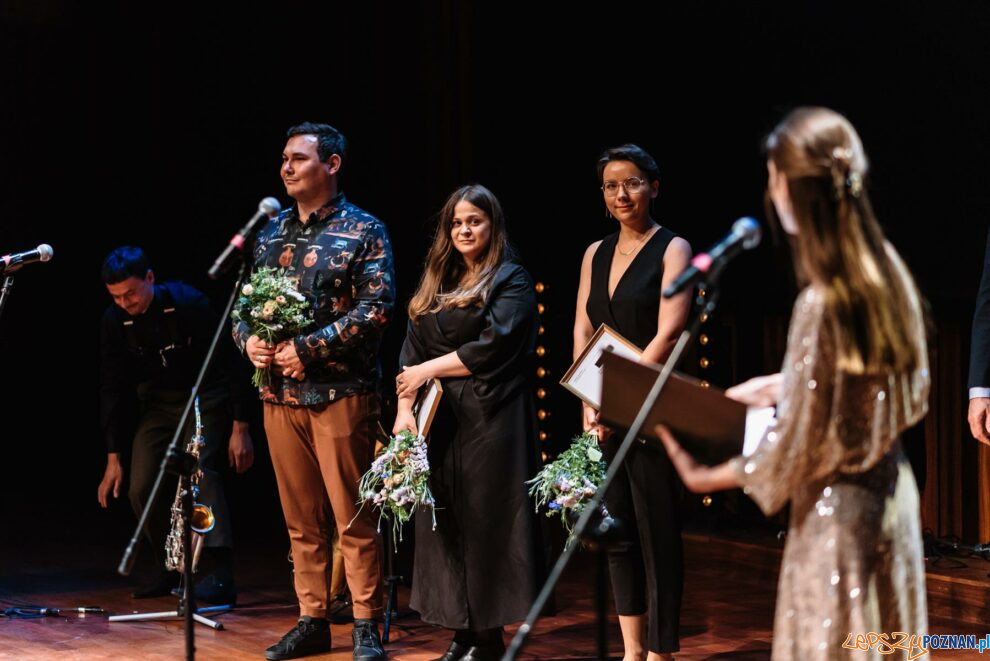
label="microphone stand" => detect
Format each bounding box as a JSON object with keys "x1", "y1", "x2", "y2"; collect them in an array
[
  {"x1": 381, "y1": 513, "x2": 403, "y2": 643},
  {"x1": 112, "y1": 260, "x2": 252, "y2": 660},
  {"x1": 0, "y1": 274, "x2": 14, "y2": 324},
  {"x1": 503, "y1": 261, "x2": 731, "y2": 661},
  {"x1": 0, "y1": 245, "x2": 57, "y2": 323}
]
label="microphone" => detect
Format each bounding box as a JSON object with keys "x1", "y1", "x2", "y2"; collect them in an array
[
  {"x1": 662, "y1": 217, "x2": 761, "y2": 298},
  {"x1": 0, "y1": 244, "x2": 54, "y2": 274},
  {"x1": 36, "y1": 606, "x2": 106, "y2": 616},
  {"x1": 208, "y1": 197, "x2": 281, "y2": 279}
]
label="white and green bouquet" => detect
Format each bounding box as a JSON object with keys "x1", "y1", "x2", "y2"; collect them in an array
[
  {"x1": 232, "y1": 267, "x2": 314, "y2": 387},
  {"x1": 527, "y1": 432, "x2": 607, "y2": 543},
  {"x1": 353, "y1": 430, "x2": 436, "y2": 543}
]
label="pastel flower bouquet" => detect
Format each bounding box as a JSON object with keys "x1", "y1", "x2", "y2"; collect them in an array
[
  {"x1": 354, "y1": 430, "x2": 436, "y2": 543},
  {"x1": 231, "y1": 267, "x2": 313, "y2": 387},
  {"x1": 527, "y1": 432, "x2": 607, "y2": 544}
]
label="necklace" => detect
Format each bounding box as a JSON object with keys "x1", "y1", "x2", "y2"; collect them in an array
[{"x1": 617, "y1": 225, "x2": 659, "y2": 256}]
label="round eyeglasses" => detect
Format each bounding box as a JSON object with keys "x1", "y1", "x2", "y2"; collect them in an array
[{"x1": 601, "y1": 176, "x2": 649, "y2": 197}]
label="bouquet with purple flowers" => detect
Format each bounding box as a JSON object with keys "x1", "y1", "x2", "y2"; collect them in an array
[
  {"x1": 526, "y1": 432, "x2": 606, "y2": 544},
  {"x1": 352, "y1": 430, "x2": 436, "y2": 543}
]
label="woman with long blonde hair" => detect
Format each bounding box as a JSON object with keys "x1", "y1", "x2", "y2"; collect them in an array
[
  {"x1": 657, "y1": 107, "x2": 930, "y2": 659},
  {"x1": 394, "y1": 184, "x2": 545, "y2": 661}
]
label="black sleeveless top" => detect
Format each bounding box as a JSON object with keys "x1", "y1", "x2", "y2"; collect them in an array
[{"x1": 586, "y1": 226, "x2": 677, "y2": 350}]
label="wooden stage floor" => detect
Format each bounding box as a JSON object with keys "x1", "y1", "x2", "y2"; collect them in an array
[
  {"x1": 2, "y1": 526, "x2": 988, "y2": 660},
  {"x1": 2, "y1": 540, "x2": 767, "y2": 660}
]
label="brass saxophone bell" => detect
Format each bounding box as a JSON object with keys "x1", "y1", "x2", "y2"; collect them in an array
[
  {"x1": 165, "y1": 397, "x2": 221, "y2": 574},
  {"x1": 191, "y1": 504, "x2": 216, "y2": 534}
]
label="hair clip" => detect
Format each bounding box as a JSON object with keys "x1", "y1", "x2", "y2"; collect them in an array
[
  {"x1": 831, "y1": 147, "x2": 854, "y2": 162},
  {"x1": 846, "y1": 172, "x2": 863, "y2": 198}
]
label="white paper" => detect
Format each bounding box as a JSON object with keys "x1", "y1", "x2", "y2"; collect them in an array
[
  {"x1": 743, "y1": 406, "x2": 776, "y2": 457},
  {"x1": 568, "y1": 330, "x2": 642, "y2": 409}
]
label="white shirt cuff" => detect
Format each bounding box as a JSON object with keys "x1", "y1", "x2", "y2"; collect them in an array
[{"x1": 970, "y1": 387, "x2": 990, "y2": 399}]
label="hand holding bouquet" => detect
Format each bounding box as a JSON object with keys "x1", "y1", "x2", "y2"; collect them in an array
[
  {"x1": 526, "y1": 432, "x2": 606, "y2": 543},
  {"x1": 232, "y1": 267, "x2": 313, "y2": 387},
  {"x1": 353, "y1": 430, "x2": 436, "y2": 543}
]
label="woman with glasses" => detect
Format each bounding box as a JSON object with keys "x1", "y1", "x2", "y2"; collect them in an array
[
  {"x1": 656, "y1": 107, "x2": 930, "y2": 659},
  {"x1": 394, "y1": 184, "x2": 545, "y2": 661},
  {"x1": 573, "y1": 144, "x2": 693, "y2": 661}
]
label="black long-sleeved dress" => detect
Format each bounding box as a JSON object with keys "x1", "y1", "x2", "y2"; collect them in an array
[{"x1": 400, "y1": 261, "x2": 546, "y2": 630}]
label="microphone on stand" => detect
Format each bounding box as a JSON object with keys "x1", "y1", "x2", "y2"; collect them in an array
[
  {"x1": 208, "y1": 197, "x2": 281, "y2": 279},
  {"x1": 662, "y1": 218, "x2": 761, "y2": 298},
  {"x1": 0, "y1": 244, "x2": 53, "y2": 274}
]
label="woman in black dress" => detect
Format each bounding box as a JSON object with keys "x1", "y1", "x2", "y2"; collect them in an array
[
  {"x1": 572, "y1": 145, "x2": 692, "y2": 661},
  {"x1": 394, "y1": 184, "x2": 545, "y2": 661}
]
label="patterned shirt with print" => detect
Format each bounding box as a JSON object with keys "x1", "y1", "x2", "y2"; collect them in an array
[{"x1": 233, "y1": 192, "x2": 395, "y2": 406}]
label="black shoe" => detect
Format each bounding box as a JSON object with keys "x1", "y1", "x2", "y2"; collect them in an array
[
  {"x1": 132, "y1": 570, "x2": 180, "y2": 598},
  {"x1": 169, "y1": 573, "x2": 237, "y2": 605},
  {"x1": 328, "y1": 590, "x2": 353, "y2": 624},
  {"x1": 431, "y1": 640, "x2": 470, "y2": 661},
  {"x1": 352, "y1": 618, "x2": 386, "y2": 660},
  {"x1": 264, "y1": 616, "x2": 332, "y2": 660},
  {"x1": 460, "y1": 638, "x2": 505, "y2": 661}
]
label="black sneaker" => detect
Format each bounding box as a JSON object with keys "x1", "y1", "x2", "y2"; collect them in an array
[
  {"x1": 328, "y1": 590, "x2": 353, "y2": 624},
  {"x1": 264, "y1": 616, "x2": 332, "y2": 660},
  {"x1": 196, "y1": 573, "x2": 236, "y2": 605},
  {"x1": 169, "y1": 573, "x2": 237, "y2": 605},
  {"x1": 352, "y1": 618, "x2": 386, "y2": 660}
]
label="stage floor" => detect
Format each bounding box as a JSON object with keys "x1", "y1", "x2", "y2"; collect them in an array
[{"x1": 1, "y1": 527, "x2": 987, "y2": 660}]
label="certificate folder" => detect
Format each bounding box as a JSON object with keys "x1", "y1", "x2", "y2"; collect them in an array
[
  {"x1": 414, "y1": 377, "x2": 443, "y2": 438},
  {"x1": 599, "y1": 350, "x2": 748, "y2": 465},
  {"x1": 560, "y1": 324, "x2": 642, "y2": 409}
]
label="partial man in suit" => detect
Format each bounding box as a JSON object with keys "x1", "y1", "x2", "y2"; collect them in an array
[{"x1": 969, "y1": 227, "x2": 990, "y2": 446}]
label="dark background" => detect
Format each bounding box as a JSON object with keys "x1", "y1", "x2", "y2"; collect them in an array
[{"x1": 1, "y1": 1, "x2": 988, "y2": 573}]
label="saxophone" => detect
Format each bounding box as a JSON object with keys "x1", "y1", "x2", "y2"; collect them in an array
[{"x1": 164, "y1": 397, "x2": 216, "y2": 573}]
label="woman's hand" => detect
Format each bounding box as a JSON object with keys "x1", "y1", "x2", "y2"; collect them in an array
[
  {"x1": 392, "y1": 409, "x2": 420, "y2": 437},
  {"x1": 582, "y1": 402, "x2": 598, "y2": 433},
  {"x1": 582, "y1": 402, "x2": 611, "y2": 441},
  {"x1": 655, "y1": 425, "x2": 740, "y2": 493},
  {"x1": 725, "y1": 373, "x2": 783, "y2": 408},
  {"x1": 396, "y1": 363, "x2": 432, "y2": 398}
]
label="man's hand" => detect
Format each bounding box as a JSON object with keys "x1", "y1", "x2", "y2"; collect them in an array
[
  {"x1": 228, "y1": 421, "x2": 255, "y2": 473},
  {"x1": 246, "y1": 335, "x2": 276, "y2": 369},
  {"x1": 968, "y1": 397, "x2": 990, "y2": 447},
  {"x1": 98, "y1": 453, "x2": 124, "y2": 508},
  {"x1": 274, "y1": 341, "x2": 306, "y2": 380}
]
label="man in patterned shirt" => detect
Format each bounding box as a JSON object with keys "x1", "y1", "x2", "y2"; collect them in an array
[{"x1": 234, "y1": 122, "x2": 394, "y2": 661}]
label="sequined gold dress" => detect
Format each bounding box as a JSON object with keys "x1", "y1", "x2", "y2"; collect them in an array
[{"x1": 733, "y1": 254, "x2": 930, "y2": 660}]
